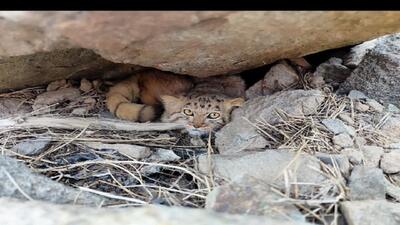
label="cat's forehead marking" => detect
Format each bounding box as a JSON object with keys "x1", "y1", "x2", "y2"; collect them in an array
[{"x1": 183, "y1": 94, "x2": 226, "y2": 111}]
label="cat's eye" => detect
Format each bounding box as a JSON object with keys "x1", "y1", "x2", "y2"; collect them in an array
[
  {"x1": 207, "y1": 112, "x2": 220, "y2": 119},
  {"x1": 183, "y1": 109, "x2": 194, "y2": 116}
]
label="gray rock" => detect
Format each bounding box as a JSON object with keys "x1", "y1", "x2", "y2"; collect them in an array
[
  {"x1": 245, "y1": 61, "x2": 299, "y2": 99},
  {"x1": 348, "y1": 90, "x2": 369, "y2": 100},
  {"x1": 354, "y1": 102, "x2": 370, "y2": 112},
  {"x1": 339, "y1": 33, "x2": 400, "y2": 105},
  {"x1": 262, "y1": 61, "x2": 299, "y2": 95},
  {"x1": 366, "y1": 99, "x2": 384, "y2": 113},
  {"x1": 313, "y1": 57, "x2": 351, "y2": 88},
  {"x1": 12, "y1": 139, "x2": 51, "y2": 155},
  {"x1": 387, "y1": 104, "x2": 400, "y2": 113},
  {"x1": 206, "y1": 176, "x2": 305, "y2": 222},
  {"x1": 79, "y1": 78, "x2": 93, "y2": 92},
  {"x1": 149, "y1": 148, "x2": 181, "y2": 162},
  {"x1": 32, "y1": 88, "x2": 81, "y2": 110},
  {"x1": 245, "y1": 80, "x2": 264, "y2": 99},
  {"x1": 140, "y1": 165, "x2": 161, "y2": 176},
  {"x1": 342, "y1": 148, "x2": 363, "y2": 165},
  {"x1": 332, "y1": 133, "x2": 354, "y2": 148},
  {"x1": 338, "y1": 113, "x2": 354, "y2": 125},
  {"x1": 379, "y1": 115, "x2": 400, "y2": 142},
  {"x1": 0, "y1": 98, "x2": 31, "y2": 119},
  {"x1": 0, "y1": 156, "x2": 105, "y2": 205},
  {"x1": 71, "y1": 107, "x2": 89, "y2": 116},
  {"x1": 2, "y1": 12, "x2": 400, "y2": 91},
  {"x1": 315, "y1": 153, "x2": 350, "y2": 176},
  {"x1": 344, "y1": 38, "x2": 380, "y2": 68},
  {"x1": 46, "y1": 79, "x2": 69, "y2": 91},
  {"x1": 216, "y1": 90, "x2": 325, "y2": 154},
  {"x1": 197, "y1": 150, "x2": 326, "y2": 195},
  {"x1": 0, "y1": 197, "x2": 312, "y2": 225},
  {"x1": 349, "y1": 166, "x2": 386, "y2": 200},
  {"x1": 341, "y1": 200, "x2": 400, "y2": 225},
  {"x1": 354, "y1": 137, "x2": 367, "y2": 148},
  {"x1": 321, "y1": 118, "x2": 356, "y2": 136},
  {"x1": 380, "y1": 151, "x2": 400, "y2": 174},
  {"x1": 361, "y1": 146, "x2": 384, "y2": 168}
]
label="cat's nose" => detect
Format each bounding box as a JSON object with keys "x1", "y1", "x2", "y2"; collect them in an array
[{"x1": 193, "y1": 122, "x2": 205, "y2": 128}]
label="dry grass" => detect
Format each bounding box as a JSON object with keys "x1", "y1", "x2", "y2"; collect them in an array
[
  {"x1": 1, "y1": 81, "x2": 398, "y2": 225},
  {"x1": 1, "y1": 125, "x2": 212, "y2": 208},
  {"x1": 0, "y1": 84, "x2": 214, "y2": 208},
  {"x1": 252, "y1": 90, "x2": 390, "y2": 154}
]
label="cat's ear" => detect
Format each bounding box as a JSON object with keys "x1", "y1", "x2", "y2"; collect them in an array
[
  {"x1": 224, "y1": 97, "x2": 245, "y2": 110},
  {"x1": 160, "y1": 95, "x2": 186, "y2": 113}
]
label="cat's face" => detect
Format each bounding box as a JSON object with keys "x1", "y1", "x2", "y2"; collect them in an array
[{"x1": 160, "y1": 94, "x2": 244, "y2": 137}]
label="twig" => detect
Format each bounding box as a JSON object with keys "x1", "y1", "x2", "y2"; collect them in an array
[
  {"x1": 1, "y1": 168, "x2": 33, "y2": 201},
  {"x1": 0, "y1": 116, "x2": 184, "y2": 132},
  {"x1": 78, "y1": 186, "x2": 147, "y2": 205}
]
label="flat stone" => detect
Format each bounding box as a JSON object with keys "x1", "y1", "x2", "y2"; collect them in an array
[
  {"x1": 206, "y1": 176, "x2": 305, "y2": 222},
  {"x1": 341, "y1": 200, "x2": 400, "y2": 225},
  {"x1": 349, "y1": 166, "x2": 386, "y2": 200},
  {"x1": 197, "y1": 150, "x2": 326, "y2": 195},
  {"x1": 348, "y1": 90, "x2": 369, "y2": 100},
  {"x1": 12, "y1": 138, "x2": 51, "y2": 155},
  {"x1": 0, "y1": 155, "x2": 105, "y2": 205},
  {"x1": 338, "y1": 113, "x2": 354, "y2": 125},
  {"x1": 216, "y1": 90, "x2": 325, "y2": 154},
  {"x1": 71, "y1": 107, "x2": 88, "y2": 116},
  {"x1": 0, "y1": 197, "x2": 312, "y2": 225},
  {"x1": 332, "y1": 133, "x2": 354, "y2": 148},
  {"x1": 361, "y1": 145, "x2": 384, "y2": 168},
  {"x1": 354, "y1": 102, "x2": 370, "y2": 112},
  {"x1": 379, "y1": 115, "x2": 400, "y2": 142},
  {"x1": 366, "y1": 99, "x2": 384, "y2": 113},
  {"x1": 149, "y1": 148, "x2": 181, "y2": 162},
  {"x1": 380, "y1": 151, "x2": 400, "y2": 174},
  {"x1": 321, "y1": 118, "x2": 356, "y2": 136}
]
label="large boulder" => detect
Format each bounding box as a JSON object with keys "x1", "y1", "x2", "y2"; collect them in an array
[
  {"x1": 339, "y1": 33, "x2": 400, "y2": 105},
  {"x1": 197, "y1": 150, "x2": 326, "y2": 195},
  {"x1": 1, "y1": 11, "x2": 400, "y2": 90}
]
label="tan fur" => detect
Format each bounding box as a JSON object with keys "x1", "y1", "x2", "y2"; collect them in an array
[
  {"x1": 106, "y1": 70, "x2": 193, "y2": 122},
  {"x1": 106, "y1": 69, "x2": 245, "y2": 135}
]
